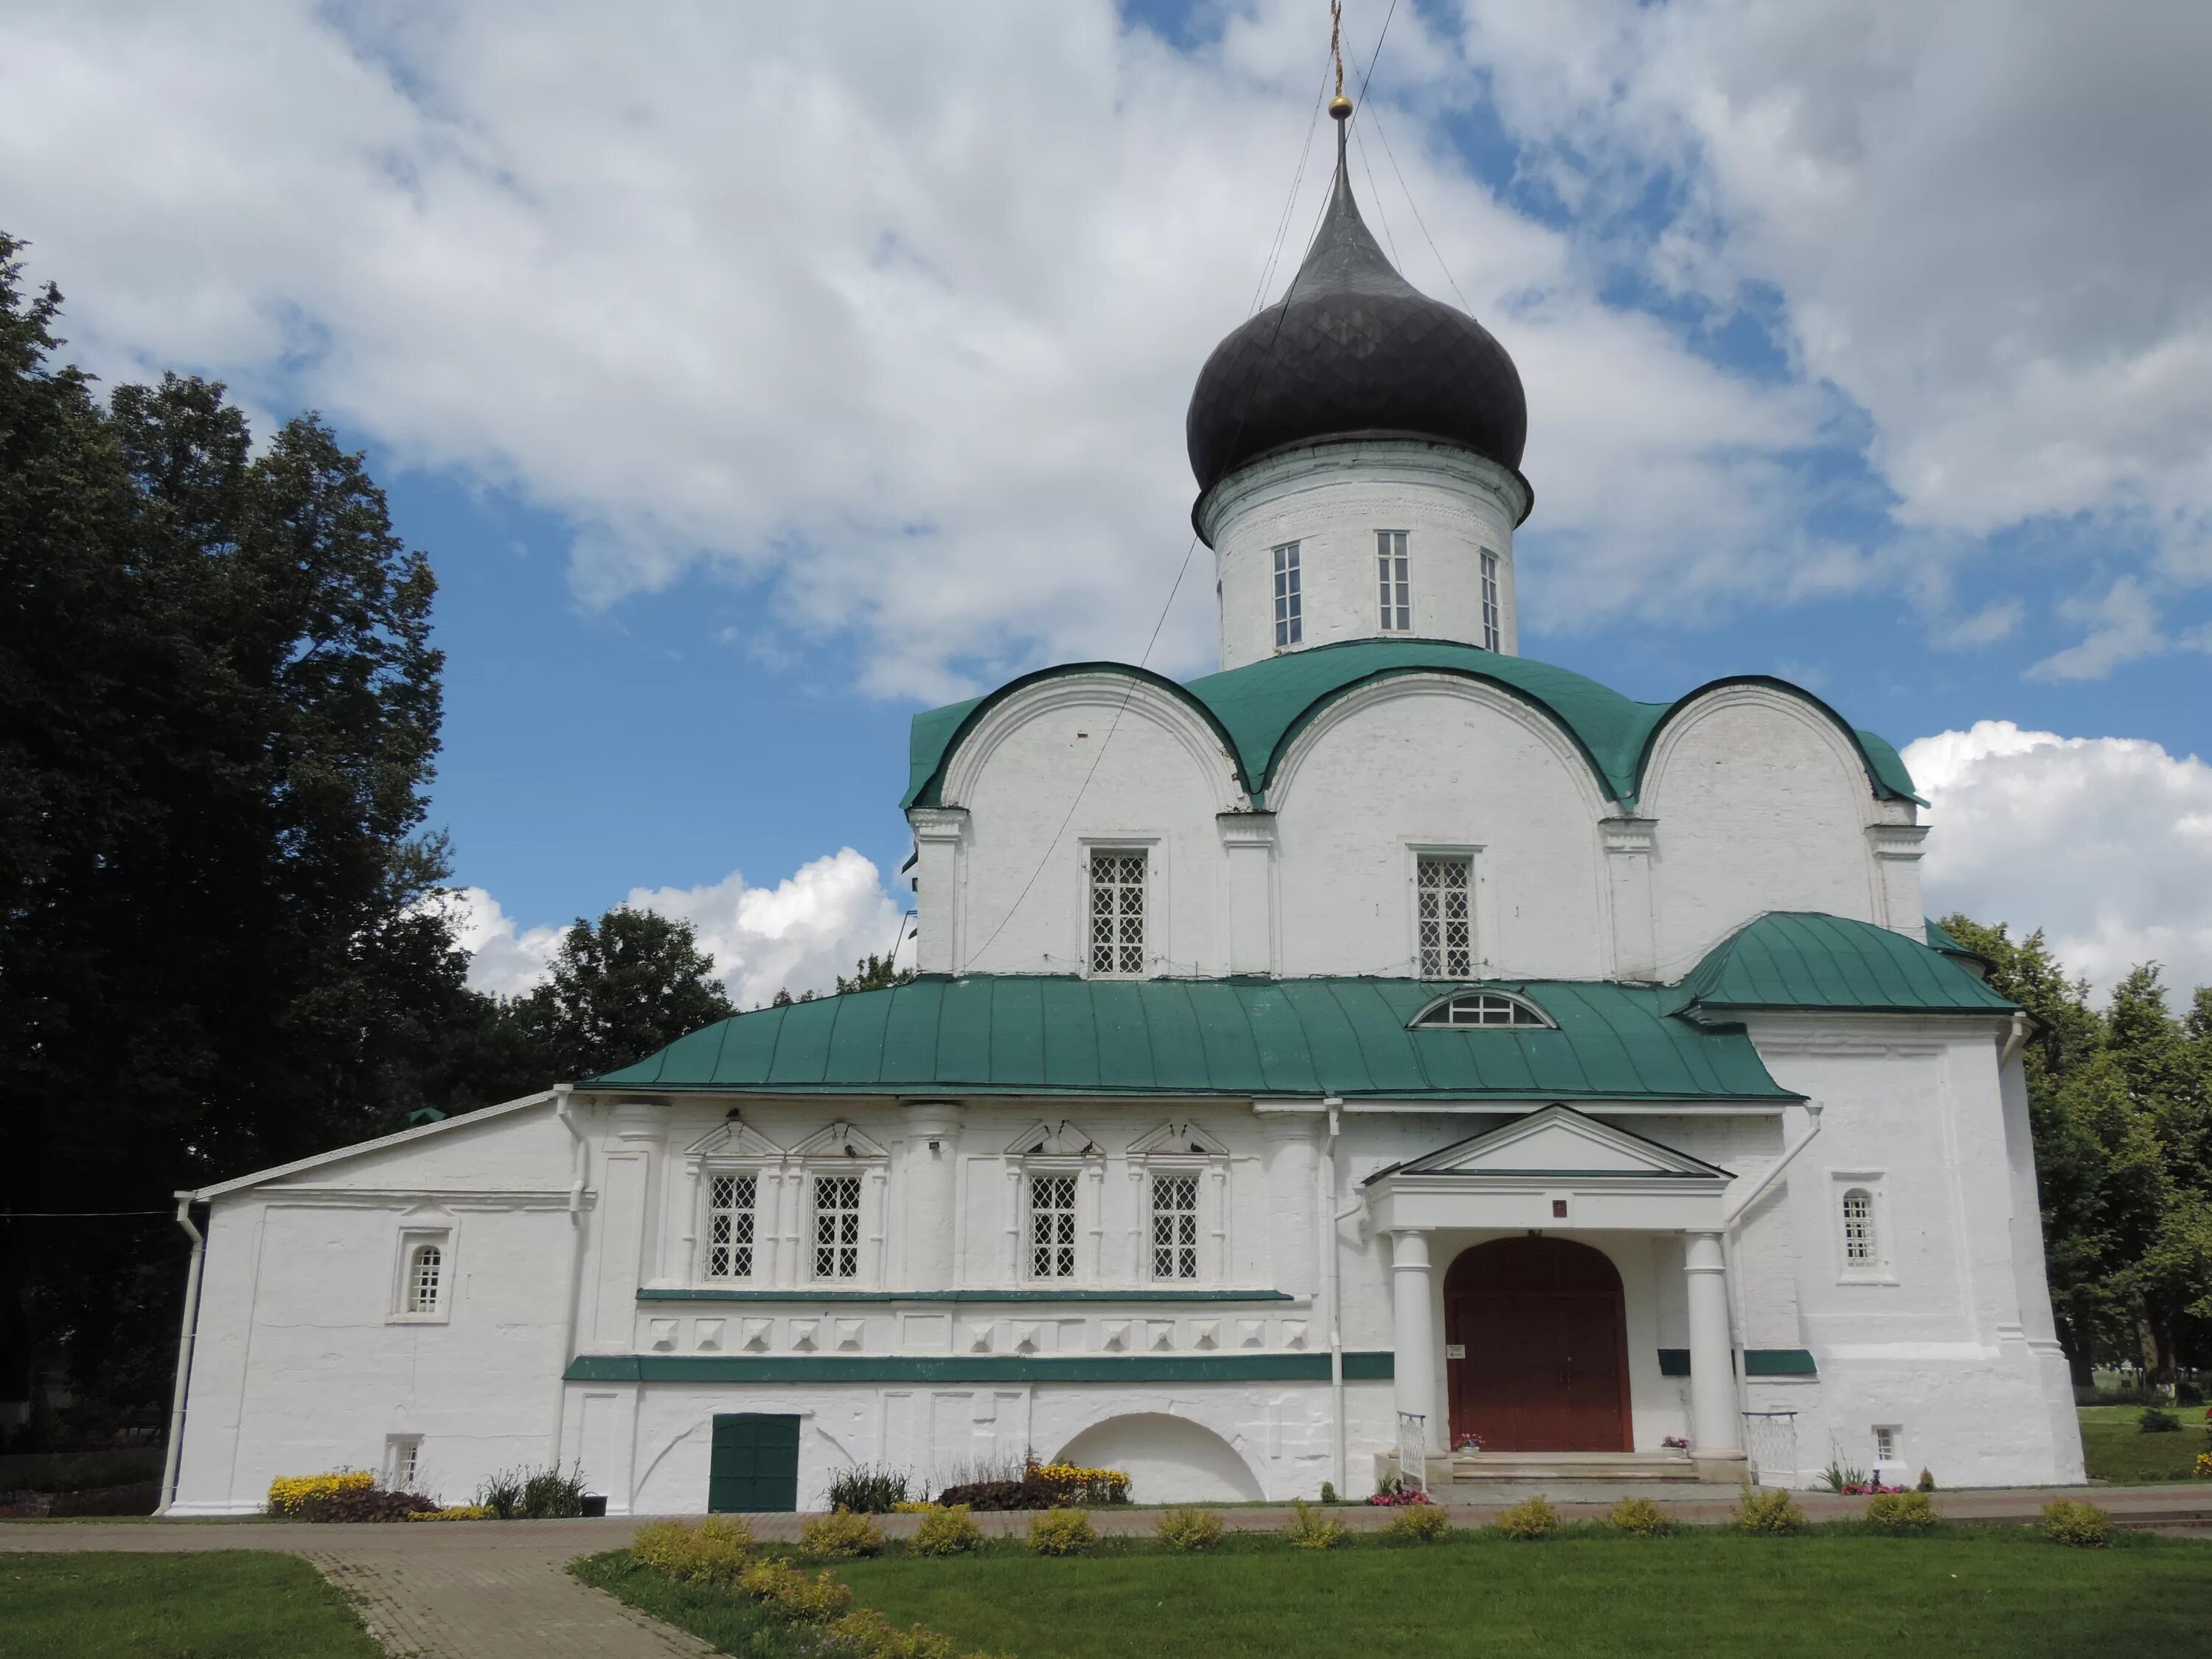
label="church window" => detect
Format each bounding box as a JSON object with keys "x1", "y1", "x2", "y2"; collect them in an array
[
  {"x1": 1873, "y1": 1425, "x2": 1899, "y2": 1464},
  {"x1": 1842, "y1": 1189, "x2": 1877, "y2": 1265},
  {"x1": 1414, "y1": 990, "x2": 1551, "y2": 1028},
  {"x1": 1416, "y1": 854, "x2": 1472, "y2": 977},
  {"x1": 813, "y1": 1173, "x2": 863, "y2": 1279},
  {"x1": 1152, "y1": 1173, "x2": 1200, "y2": 1279},
  {"x1": 1480, "y1": 549, "x2": 1500, "y2": 650},
  {"x1": 706, "y1": 1173, "x2": 757, "y2": 1279},
  {"x1": 1029, "y1": 1172, "x2": 1078, "y2": 1279},
  {"x1": 1089, "y1": 849, "x2": 1147, "y2": 976},
  {"x1": 1377, "y1": 531, "x2": 1411, "y2": 630},
  {"x1": 405, "y1": 1242, "x2": 442, "y2": 1315},
  {"x1": 387, "y1": 1435, "x2": 422, "y2": 1491},
  {"x1": 1272, "y1": 542, "x2": 1302, "y2": 647}
]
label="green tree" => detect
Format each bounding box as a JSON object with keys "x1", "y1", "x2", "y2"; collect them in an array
[
  {"x1": 513, "y1": 908, "x2": 735, "y2": 1080},
  {"x1": 835, "y1": 951, "x2": 916, "y2": 995}
]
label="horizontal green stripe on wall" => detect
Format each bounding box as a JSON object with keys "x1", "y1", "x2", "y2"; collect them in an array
[
  {"x1": 1656, "y1": 1349, "x2": 1818, "y2": 1377},
  {"x1": 636, "y1": 1287, "x2": 1298, "y2": 1305},
  {"x1": 566, "y1": 1351, "x2": 1395, "y2": 1385}
]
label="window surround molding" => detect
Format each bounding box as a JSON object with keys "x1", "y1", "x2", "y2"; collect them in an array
[
  {"x1": 1404, "y1": 841, "x2": 1487, "y2": 980},
  {"x1": 1076, "y1": 835, "x2": 1165, "y2": 980},
  {"x1": 790, "y1": 1121, "x2": 890, "y2": 1287},
  {"x1": 684, "y1": 1120, "x2": 787, "y2": 1284},
  {"x1": 1002, "y1": 1121, "x2": 1107, "y2": 1285},
  {"x1": 1409, "y1": 988, "x2": 1556, "y2": 1029},
  {"x1": 1829, "y1": 1169, "x2": 1896, "y2": 1284},
  {"x1": 389, "y1": 1218, "x2": 456, "y2": 1325},
  {"x1": 1128, "y1": 1121, "x2": 1233, "y2": 1287},
  {"x1": 385, "y1": 1433, "x2": 423, "y2": 1492}
]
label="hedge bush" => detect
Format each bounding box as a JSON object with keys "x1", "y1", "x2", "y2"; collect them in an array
[
  {"x1": 1494, "y1": 1497, "x2": 1559, "y2": 1540},
  {"x1": 1155, "y1": 1506, "x2": 1224, "y2": 1551},
  {"x1": 1731, "y1": 1486, "x2": 1806, "y2": 1535},
  {"x1": 1026, "y1": 1509, "x2": 1097, "y2": 1556},
  {"x1": 1382, "y1": 1503, "x2": 1452, "y2": 1543},
  {"x1": 801, "y1": 1509, "x2": 886, "y2": 1557},
  {"x1": 1284, "y1": 1500, "x2": 1348, "y2": 1550},
  {"x1": 2039, "y1": 1499, "x2": 2112, "y2": 1548},
  {"x1": 1865, "y1": 1491, "x2": 1938, "y2": 1535},
  {"x1": 911, "y1": 1503, "x2": 987, "y2": 1557},
  {"x1": 1604, "y1": 1496, "x2": 1674, "y2": 1537}
]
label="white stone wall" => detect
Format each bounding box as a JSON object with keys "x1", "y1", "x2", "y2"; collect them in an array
[{"x1": 1200, "y1": 439, "x2": 1528, "y2": 669}]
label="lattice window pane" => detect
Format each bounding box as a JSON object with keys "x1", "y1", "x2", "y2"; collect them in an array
[
  {"x1": 406, "y1": 1243, "x2": 442, "y2": 1313},
  {"x1": 1029, "y1": 1172, "x2": 1078, "y2": 1279},
  {"x1": 707, "y1": 1172, "x2": 758, "y2": 1279},
  {"x1": 1089, "y1": 850, "x2": 1147, "y2": 976},
  {"x1": 1419, "y1": 991, "x2": 1546, "y2": 1028},
  {"x1": 1151, "y1": 1174, "x2": 1200, "y2": 1280},
  {"x1": 1479, "y1": 549, "x2": 1501, "y2": 651},
  {"x1": 1842, "y1": 1189, "x2": 1876, "y2": 1263},
  {"x1": 814, "y1": 1173, "x2": 863, "y2": 1279},
  {"x1": 1273, "y1": 541, "x2": 1302, "y2": 647},
  {"x1": 1377, "y1": 532, "x2": 1411, "y2": 631},
  {"x1": 1416, "y1": 854, "x2": 1472, "y2": 977}
]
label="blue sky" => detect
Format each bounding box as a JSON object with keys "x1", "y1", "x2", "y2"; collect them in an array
[{"x1": 6, "y1": 1, "x2": 2210, "y2": 998}]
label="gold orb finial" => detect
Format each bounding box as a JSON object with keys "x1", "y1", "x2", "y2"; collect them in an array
[{"x1": 1329, "y1": 94, "x2": 1353, "y2": 121}]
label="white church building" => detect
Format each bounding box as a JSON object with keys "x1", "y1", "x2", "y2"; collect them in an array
[{"x1": 161, "y1": 108, "x2": 2084, "y2": 1514}]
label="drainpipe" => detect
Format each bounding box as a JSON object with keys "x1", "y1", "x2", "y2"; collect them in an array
[
  {"x1": 1999, "y1": 1012, "x2": 2031, "y2": 1070},
  {"x1": 548, "y1": 1085, "x2": 588, "y2": 1466},
  {"x1": 1719, "y1": 1102, "x2": 1823, "y2": 1462},
  {"x1": 157, "y1": 1193, "x2": 208, "y2": 1515},
  {"x1": 1317, "y1": 1096, "x2": 1344, "y2": 1494}
]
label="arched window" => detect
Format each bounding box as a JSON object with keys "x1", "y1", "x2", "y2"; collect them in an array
[
  {"x1": 406, "y1": 1242, "x2": 442, "y2": 1314},
  {"x1": 1841, "y1": 1189, "x2": 1877, "y2": 1265},
  {"x1": 1413, "y1": 991, "x2": 1552, "y2": 1029}
]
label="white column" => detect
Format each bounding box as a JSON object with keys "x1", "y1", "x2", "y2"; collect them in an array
[
  {"x1": 1259, "y1": 1114, "x2": 1320, "y2": 1299},
  {"x1": 901, "y1": 1102, "x2": 964, "y2": 1290},
  {"x1": 1866, "y1": 821, "x2": 1930, "y2": 937},
  {"x1": 1388, "y1": 1229, "x2": 1439, "y2": 1455},
  {"x1": 1684, "y1": 1231, "x2": 1744, "y2": 1468},
  {"x1": 1600, "y1": 817, "x2": 1659, "y2": 980},
  {"x1": 1217, "y1": 812, "x2": 1277, "y2": 975},
  {"x1": 908, "y1": 808, "x2": 969, "y2": 973}
]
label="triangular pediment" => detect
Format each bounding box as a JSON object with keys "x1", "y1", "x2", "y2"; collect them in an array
[
  {"x1": 787, "y1": 1120, "x2": 888, "y2": 1160},
  {"x1": 684, "y1": 1120, "x2": 785, "y2": 1159},
  {"x1": 1128, "y1": 1120, "x2": 1231, "y2": 1158},
  {"x1": 1004, "y1": 1120, "x2": 1104, "y2": 1158},
  {"x1": 1392, "y1": 1105, "x2": 1731, "y2": 1181}
]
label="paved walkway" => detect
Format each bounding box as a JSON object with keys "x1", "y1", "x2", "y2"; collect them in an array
[{"x1": 4, "y1": 1486, "x2": 2207, "y2": 1658}]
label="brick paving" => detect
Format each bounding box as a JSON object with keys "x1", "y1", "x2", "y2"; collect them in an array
[{"x1": 4, "y1": 1486, "x2": 2206, "y2": 1657}]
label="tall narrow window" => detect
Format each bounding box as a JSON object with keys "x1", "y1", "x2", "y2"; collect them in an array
[
  {"x1": 1841, "y1": 1189, "x2": 1877, "y2": 1265},
  {"x1": 406, "y1": 1242, "x2": 442, "y2": 1314},
  {"x1": 1272, "y1": 541, "x2": 1302, "y2": 647},
  {"x1": 1377, "y1": 531, "x2": 1411, "y2": 631},
  {"x1": 706, "y1": 1173, "x2": 757, "y2": 1279},
  {"x1": 1479, "y1": 549, "x2": 1501, "y2": 650},
  {"x1": 1029, "y1": 1172, "x2": 1078, "y2": 1279},
  {"x1": 1416, "y1": 855, "x2": 1472, "y2": 978},
  {"x1": 388, "y1": 1436, "x2": 422, "y2": 1490},
  {"x1": 1152, "y1": 1174, "x2": 1200, "y2": 1280},
  {"x1": 814, "y1": 1173, "x2": 862, "y2": 1279},
  {"x1": 1088, "y1": 849, "x2": 1147, "y2": 976},
  {"x1": 1873, "y1": 1426, "x2": 1898, "y2": 1464}
]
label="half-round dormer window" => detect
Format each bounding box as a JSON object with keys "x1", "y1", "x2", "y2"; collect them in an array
[{"x1": 1413, "y1": 991, "x2": 1552, "y2": 1029}]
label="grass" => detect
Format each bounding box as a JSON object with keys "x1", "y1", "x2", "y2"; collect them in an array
[
  {"x1": 580, "y1": 1527, "x2": 2212, "y2": 1659},
  {"x1": 568, "y1": 1553, "x2": 820, "y2": 1658},
  {"x1": 2078, "y1": 1405, "x2": 2212, "y2": 1484},
  {"x1": 0, "y1": 1551, "x2": 380, "y2": 1659}
]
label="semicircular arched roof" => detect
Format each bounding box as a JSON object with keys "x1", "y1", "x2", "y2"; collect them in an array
[{"x1": 904, "y1": 639, "x2": 1922, "y2": 814}]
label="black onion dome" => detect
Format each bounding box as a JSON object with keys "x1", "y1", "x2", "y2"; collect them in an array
[{"x1": 1186, "y1": 134, "x2": 1528, "y2": 502}]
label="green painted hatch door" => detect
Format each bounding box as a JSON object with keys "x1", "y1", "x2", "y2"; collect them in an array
[{"x1": 709, "y1": 1413, "x2": 801, "y2": 1512}]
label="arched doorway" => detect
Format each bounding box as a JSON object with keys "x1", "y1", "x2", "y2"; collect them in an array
[{"x1": 1445, "y1": 1236, "x2": 1630, "y2": 1453}]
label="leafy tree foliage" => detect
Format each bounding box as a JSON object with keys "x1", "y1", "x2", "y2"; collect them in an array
[
  {"x1": 510, "y1": 908, "x2": 735, "y2": 1080},
  {"x1": 1941, "y1": 917, "x2": 2212, "y2": 1382},
  {"x1": 835, "y1": 952, "x2": 916, "y2": 995}
]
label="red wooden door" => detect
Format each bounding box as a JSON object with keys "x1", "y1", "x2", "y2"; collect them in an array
[{"x1": 1445, "y1": 1237, "x2": 1630, "y2": 1452}]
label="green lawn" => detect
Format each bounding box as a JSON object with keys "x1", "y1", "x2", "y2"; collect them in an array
[
  {"x1": 585, "y1": 1528, "x2": 2212, "y2": 1659},
  {"x1": 2079, "y1": 1404, "x2": 2212, "y2": 1484},
  {"x1": 0, "y1": 1551, "x2": 380, "y2": 1659}
]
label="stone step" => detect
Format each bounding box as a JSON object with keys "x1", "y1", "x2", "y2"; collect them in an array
[{"x1": 1449, "y1": 1452, "x2": 1703, "y2": 1484}]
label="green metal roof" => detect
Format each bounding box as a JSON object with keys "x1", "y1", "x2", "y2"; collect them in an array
[
  {"x1": 584, "y1": 975, "x2": 1799, "y2": 1102},
  {"x1": 903, "y1": 639, "x2": 1923, "y2": 813},
  {"x1": 1682, "y1": 913, "x2": 2017, "y2": 1017}
]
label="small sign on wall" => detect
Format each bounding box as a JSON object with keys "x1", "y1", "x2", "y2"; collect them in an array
[{"x1": 1444, "y1": 1343, "x2": 1466, "y2": 1360}]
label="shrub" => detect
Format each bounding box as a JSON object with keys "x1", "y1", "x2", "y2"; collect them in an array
[
  {"x1": 1027, "y1": 1509, "x2": 1096, "y2": 1556},
  {"x1": 631, "y1": 1515, "x2": 754, "y2": 1585},
  {"x1": 476, "y1": 1468, "x2": 524, "y2": 1519},
  {"x1": 473, "y1": 1463, "x2": 588, "y2": 1520},
  {"x1": 1028, "y1": 1461, "x2": 1131, "y2": 1506},
  {"x1": 1284, "y1": 1500, "x2": 1348, "y2": 1550},
  {"x1": 802, "y1": 1509, "x2": 886, "y2": 1557},
  {"x1": 266, "y1": 1470, "x2": 374, "y2": 1518},
  {"x1": 1604, "y1": 1497, "x2": 1673, "y2": 1538},
  {"x1": 316, "y1": 1486, "x2": 439, "y2": 1523},
  {"x1": 406, "y1": 1504, "x2": 494, "y2": 1522},
  {"x1": 1865, "y1": 1491, "x2": 1938, "y2": 1535},
  {"x1": 1155, "y1": 1506, "x2": 1224, "y2": 1551},
  {"x1": 826, "y1": 1464, "x2": 914, "y2": 1514},
  {"x1": 827, "y1": 1609, "x2": 966, "y2": 1659},
  {"x1": 1382, "y1": 1503, "x2": 1451, "y2": 1543},
  {"x1": 2039, "y1": 1499, "x2": 2111, "y2": 1548},
  {"x1": 911, "y1": 1503, "x2": 986, "y2": 1557},
  {"x1": 1916, "y1": 1468, "x2": 1937, "y2": 1492},
  {"x1": 2138, "y1": 1406, "x2": 2181, "y2": 1434},
  {"x1": 1493, "y1": 1497, "x2": 1559, "y2": 1540},
  {"x1": 1731, "y1": 1486, "x2": 1806, "y2": 1535},
  {"x1": 2196, "y1": 1452, "x2": 2212, "y2": 1478},
  {"x1": 738, "y1": 1559, "x2": 853, "y2": 1623},
  {"x1": 1318, "y1": 1481, "x2": 1339, "y2": 1505}
]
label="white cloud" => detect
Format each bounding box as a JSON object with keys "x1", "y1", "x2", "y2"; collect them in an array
[
  {"x1": 2025, "y1": 576, "x2": 2165, "y2": 682},
  {"x1": 454, "y1": 848, "x2": 906, "y2": 1009},
  {"x1": 1931, "y1": 597, "x2": 2023, "y2": 651},
  {"x1": 0, "y1": 0, "x2": 1848, "y2": 694},
  {"x1": 1905, "y1": 721, "x2": 2212, "y2": 998}
]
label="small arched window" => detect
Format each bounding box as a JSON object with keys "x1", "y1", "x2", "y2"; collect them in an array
[
  {"x1": 1840, "y1": 1189, "x2": 1877, "y2": 1265},
  {"x1": 1414, "y1": 991, "x2": 1552, "y2": 1029},
  {"x1": 406, "y1": 1242, "x2": 443, "y2": 1314}
]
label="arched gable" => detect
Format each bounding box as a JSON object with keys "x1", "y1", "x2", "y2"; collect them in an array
[{"x1": 1634, "y1": 675, "x2": 1923, "y2": 809}]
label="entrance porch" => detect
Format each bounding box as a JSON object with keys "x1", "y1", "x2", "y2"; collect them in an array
[{"x1": 1362, "y1": 1105, "x2": 1747, "y2": 1486}]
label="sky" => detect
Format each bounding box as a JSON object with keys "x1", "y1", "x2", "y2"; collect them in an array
[{"x1": 3, "y1": 0, "x2": 2209, "y2": 1006}]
